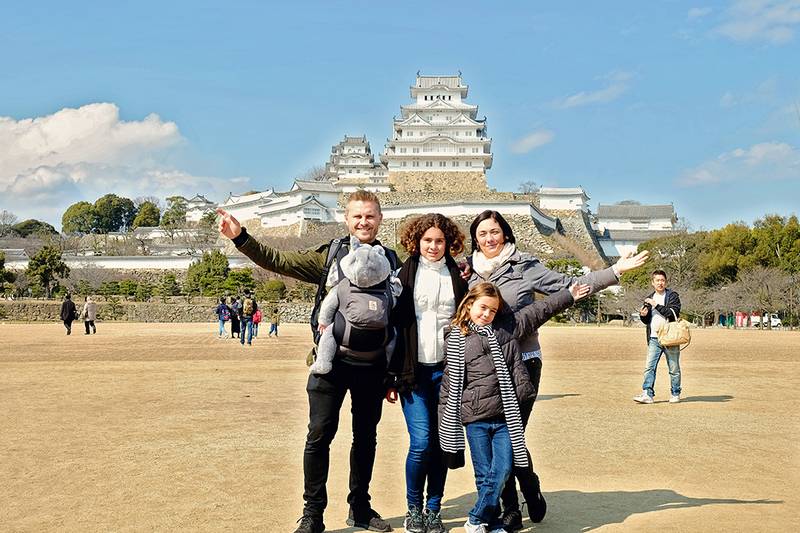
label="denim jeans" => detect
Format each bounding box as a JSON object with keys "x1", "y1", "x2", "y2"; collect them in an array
[
  {"x1": 240, "y1": 318, "x2": 253, "y2": 345},
  {"x1": 252, "y1": 322, "x2": 259, "y2": 337},
  {"x1": 303, "y1": 361, "x2": 386, "y2": 517},
  {"x1": 466, "y1": 420, "x2": 513, "y2": 529},
  {"x1": 218, "y1": 319, "x2": 226, "y2": 337},
  {"x1": 400, "y1": 363, "x2": 447, "y2": 512},
  {"x1": 269, "y1": 323, "x2": 278, "y2": 336},
  {"x1": 642, "y1": 337, "x2": 681, "y2": 397}
]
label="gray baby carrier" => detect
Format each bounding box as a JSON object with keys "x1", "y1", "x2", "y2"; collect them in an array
[{"x1": 332, "y1": 275, "x2": 394, "y2": 363}]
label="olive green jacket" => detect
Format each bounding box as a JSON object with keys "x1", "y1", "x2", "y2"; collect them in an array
[{"x1": 233, "y1": 228, "x2": 328, "y2": 284}]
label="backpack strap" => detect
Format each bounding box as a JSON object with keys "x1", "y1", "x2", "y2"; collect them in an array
[{"x1": 310, "y1": 236, "x2": 349, "y2": 344}]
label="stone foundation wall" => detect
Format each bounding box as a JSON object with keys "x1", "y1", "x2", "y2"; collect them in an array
[
  {"x1": 388, "y1": 171, "x2": 488, "y2": 193},
  {"x1": 0, "y1": 300, "x2": 315, "y2": 323}
]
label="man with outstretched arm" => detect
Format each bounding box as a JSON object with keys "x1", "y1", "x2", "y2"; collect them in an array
[{"x1": 217, "y1": 190, "x2": 398, "y2": 533}]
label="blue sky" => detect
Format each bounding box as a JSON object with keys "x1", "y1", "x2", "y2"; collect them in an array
[{"x1": 1, "y1": 0, "x2": 798, "y2": 230}]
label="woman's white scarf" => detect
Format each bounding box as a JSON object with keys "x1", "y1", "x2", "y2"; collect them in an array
[
  {"x1": 472, "y1": 242, "x2": 516, "y2": 280},
  {"x1": 439, "y1": 322, "x2": 529, "y2": 468}
]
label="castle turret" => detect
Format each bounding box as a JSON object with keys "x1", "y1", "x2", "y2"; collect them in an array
[{"x1": 382, "y1": 74, "x2": 492, "y2": 193}]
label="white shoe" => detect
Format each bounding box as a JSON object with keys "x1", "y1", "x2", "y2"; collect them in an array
[
  {"x1": 489, "y1": 528, "x2": 507, "y2": 533},
  {"x1": 464, "y1": 520, "x2": 487, "y2": 533},
  {"x1": 633, "y1": 392, "x2": 653, "y2": 404},
  {"x1": 669, "y1": 394, "x2": 681, "y2": 403}
]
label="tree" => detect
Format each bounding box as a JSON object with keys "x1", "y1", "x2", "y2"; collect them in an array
[
  {"x1": 157, "y1": 273, "x2": 181, "y2": 301},
  {"x1": 0, "y1": 251, "x2": 17, "y2": 295},
  {"x1": 93, "y1": 194, "x2": 136, "y2": 233},
  {"x1": 622, "y1": 232, "x2": 706, "y2": 289},
  {"x1": 198, "y1": 210, "x2": 217, "y2": 230},
  {"x1": 224, "y1": 268, "x2": 256, "y2": 294},
  {"x1": 518, "y1": 180, "x2": 538, "y2": 194},
  {"x1": 186, "y1": 250, "x2": 229, "y2": 296},
  {"x1": 25, "y1": 245, "x2": 69, "y2": 298},
  {"x1": 257, "y1": 279, "x2": 287, "y2": 302},
  {"x1": 0, "y1": 210, "x2": 19, "y2": 237},
  {"x1": 697, "y1": 223, "x2": 756, "y2": 286},
  {"x1": 751, "y1": 214, "x2": 800, "y2": 273},
  {"x1": 161, "y1": 196, "x2": 188, "y2": 228},
  {"x1": 134, "y1": 281, "x2": 153, "y2": 302},
  {"x1": 62, "y1": 201, "x2": 97, "y2": 234},
  {"x1": 297, "y1": 165, "x2": 328, "y2": 182},
  {"x1": 11, "y1": 219, "x2": 58, "y2": 238},
  {"x1": 735, "y1": 266, "x2": 790, "y2": 329},
  {"x1": 132, "y1": 201, "x2": 161, "y2": 228}
]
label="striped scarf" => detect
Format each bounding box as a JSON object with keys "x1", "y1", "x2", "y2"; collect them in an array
[{"x1": 439, "y1": 322, "x2": 529, "y2": 468}]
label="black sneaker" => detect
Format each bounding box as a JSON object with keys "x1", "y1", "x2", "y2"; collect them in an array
[
  {"x1": 403, "y1": 506, "x2": 426, "y2": 533},
  {"x1": 424, "y1": 508, "x2": 445, "y2": 533},
  {"x1": 294, "y1": 514, "x2": 325, "y2": 533},
  {"x1": 347, "y1": 508, "x2": 393, "y2": 532},
  {"x1": 501, "y1": 508, "x2": 523, "y2": 532},
  {"x1": 521, "y1": 473, "x2": 547, "y2": 523}
]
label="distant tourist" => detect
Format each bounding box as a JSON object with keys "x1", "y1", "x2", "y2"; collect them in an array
[
  {"x1": 217, "y1": 189, "x2": 398, "y2": 533},
  {"x1": 215, "y1": 297, "x2": 230, "y2": 339},
  {"x1": 633, "y1": 270, "x2": 683, "y2": 404},
  {"x1": 81, "y1": 296, "x2": 97, "y2": 335},
  {"x1": 268, "y1": 307, "x2": 280, "y2": 337},
  {"x1": 60, "y1": 294, "x2": 77, "y2": 335},
  {"x1": 385, "y1": 213, "x2": 468, "y2": 533},
  {"x1": 465, "y1": 210, "x2": 649, "y2": 529},
  {"x1": 252, "y1": 307, "x2": 262, "y2": 337},
  {"x1": 439, "y1": 282, "x2": 591, "y2": 533},
  {"x1": 230, "y1": 296, "x2": 241, "y2": 339},
  {"x1": 240, "y1": 289, "x2": 258, "y2": 346}
]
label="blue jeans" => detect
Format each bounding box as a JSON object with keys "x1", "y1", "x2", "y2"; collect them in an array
[
  {"x1": 642, "y1": 337, "x2": 681, "y2": 397},
  {"x1": 252, "y1": 322, "x2": 259, "y2": 337},
  {"x1": 269, "y1": 323, "x2": 278, "y2": 336},
  {"x1": 218, "y1": 319, "x2": 226, "y2": 337},
  {"x1": 240, "y1": 318, "x2": 253, "y2": 345},
  {"x1": 400, "y1": 363, "x2": 447, "y2": 512},
  {"x1": 465, "y1": 421, "x2": 513, "y2": 529}
]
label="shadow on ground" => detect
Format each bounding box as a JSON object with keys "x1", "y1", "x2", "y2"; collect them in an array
[
  {"x1": 681, "y1": 395, "x2": 734, "y2": 403},
  {"x1": 326, "y1": 488, "x2": 780, "y2": 532},
  {"x1": 411, "y1": 489, "x2": 778, "y2": 533},
  {"x1": 536, "y1": 393, "x2": 581, "y2": 401}
]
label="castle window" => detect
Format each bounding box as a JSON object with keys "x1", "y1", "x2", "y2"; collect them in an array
[
  {"x1": 412, "y1": 161, "x2": 419, "y2": 167},
  {"x1": 412, "y1": 147, "x2": 419, "y2": 153},
  {"x1": 401, "y1": 161, "x2": 407, "y2": 167},
  {"x1": 466, "y1": 161, "x2": 472, "y2": 167},
  {"x1": 425, "y1": 161, "x2": 433, "y2": 167},
  {"x1": 439, "y1": 161, "x2": 446, "y2": 167},
  {"x1": 453, "y1": 161, "x2": 459, "y2": 167},
  {"x1": 459, "y1": 148, "x2": 466, "y2": 153},
  {"x1": 400, "y1": 148, "x2": 406, "y2": 153}
]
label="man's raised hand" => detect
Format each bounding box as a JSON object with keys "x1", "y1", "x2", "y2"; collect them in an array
[{"x1": 216, "y1": 208, "x2": 242, "y2": 239}]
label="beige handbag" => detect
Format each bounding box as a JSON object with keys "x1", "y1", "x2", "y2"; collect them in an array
[{"x1": 657, "y1": 308, "x2": 691, "y2": 349}]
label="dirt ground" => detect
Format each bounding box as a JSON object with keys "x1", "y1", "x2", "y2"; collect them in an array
[{"x1": 1, "y1": 322, "x2": 798, "y2": 532}]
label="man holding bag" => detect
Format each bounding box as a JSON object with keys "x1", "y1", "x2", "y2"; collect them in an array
[{"x1": 633, "y1": 269, "x2": 683, "y2": 404}]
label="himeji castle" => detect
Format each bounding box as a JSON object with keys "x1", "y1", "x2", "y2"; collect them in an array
[{"x1": 381, "y1": 73, "x2": 493, "y2": 193}]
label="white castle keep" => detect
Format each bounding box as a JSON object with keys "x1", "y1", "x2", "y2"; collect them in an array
[{"x1": 381, "y1": 73, "x2": 493, "y2": 175}]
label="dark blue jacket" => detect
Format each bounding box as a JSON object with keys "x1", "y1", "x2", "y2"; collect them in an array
[{"x1": 640, "y1": 289, "x2": 681, "y2": 341}]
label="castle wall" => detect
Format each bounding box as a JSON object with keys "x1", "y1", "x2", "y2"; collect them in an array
[{"x1": 388, "y1": 171, "x2": 488, "y2": 193}]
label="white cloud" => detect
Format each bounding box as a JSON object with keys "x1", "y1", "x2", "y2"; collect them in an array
[
  {"x1": 552, "y1": 71, "x2": 633, "y2": 109},
  {"x1": 0, "y1": 103, "x2": 248, "y2": 226},
  {"x1": 678, "y1": 141, "x2": 800, "y2": 187},
  {"x1": 688, "y1": 7, "x2": 713, "y2": 19},
  {"x1": 714, "y1": 0, "x2": 800, "y2": 44},
  {"x1": 511, "y1": 129, "x2": 555, "y2": 154}
]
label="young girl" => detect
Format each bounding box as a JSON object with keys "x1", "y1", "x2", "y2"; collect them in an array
[{"x1": 439, "y1": 281, "x2": 590, "y2": 533}]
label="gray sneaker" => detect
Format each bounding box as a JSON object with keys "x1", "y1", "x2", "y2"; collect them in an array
[
  {"x1": 425, "y1": 508, "x2": 446, "y2": 533},
  {"x1": 404, "y1": 506, "x2": 426, "y2": 533}
]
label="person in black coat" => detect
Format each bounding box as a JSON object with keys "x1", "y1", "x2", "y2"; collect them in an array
[
  {"x1": 386, "y1": 214, "x2": 468, "y2": 533},
  {"x1": 60, "y1": 294, "x2": 77, "y2": 335}
]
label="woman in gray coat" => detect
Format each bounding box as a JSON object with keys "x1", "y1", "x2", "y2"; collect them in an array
[
  {"x1": 466, "y1": 210, "x2": 648, "y2": 529},
  {"x1": 81, "y1": 296, "x2": 97, "y2": 335}
]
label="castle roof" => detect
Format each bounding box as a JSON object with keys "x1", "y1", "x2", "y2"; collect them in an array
[
  {"x1": 598, "y1": 229, "x2": 675, "y2": 241},
  {"x1": 597, "y1": 204, "x2": 675, "y2": 220},
  {"x1": 539, "y1": 187, "x2": 589, "y2": 199},
  {"x1": 289, "y1": 180, "x2": 338, "y2": 193}
]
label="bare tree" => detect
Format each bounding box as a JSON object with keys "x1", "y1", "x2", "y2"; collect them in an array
[
  {"x1": 297, "y1": 165, "x2": 328, "y2": 182},
  {"x1": 518, "y1": 180, "x2": 538, "y2": 194},
  {"x1": 735, "y1": 266, "x2": 790, "y2": 329},
  {"x1": 0, "y1": 210, "x2": 19, "y2": 236}
]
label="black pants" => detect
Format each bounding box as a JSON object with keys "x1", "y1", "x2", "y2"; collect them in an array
[
  {"x1": 303, "y1": 360, "x2": 386, "y2": 518},
  {"x1": 84, "y1": 320, "x2": 96, "y2": 334},
  {"x1": 63, "y1": 319, "x2": 73, "y2": 334},
  {"x1": 501, "y1": 357, "x2": 542, "y2": 511}
]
